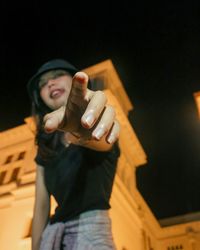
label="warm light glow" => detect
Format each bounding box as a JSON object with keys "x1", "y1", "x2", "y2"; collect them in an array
[
  {"x1": 1, "y1": 60, "x2": 200, "y2": 250},
  {"x1": 194, "y1": 91, "x2": 200, "y2": 118}
]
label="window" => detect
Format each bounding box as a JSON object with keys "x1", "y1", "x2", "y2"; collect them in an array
[
  {"x1": 10, "y1": 167, "x2": 20, "y2": 182},
  {"x1": 167, "y1": 245, "x2": 183, "y2": 250},
  {"x1": 4, "y1": 155, "x2": 13, "y2": 164},
  {"x1": 17, "y1": 151, "x2": 26, "y2": 160},
  {"x1": 0, "y1": 171, "x2": 7, "y2": 184}
]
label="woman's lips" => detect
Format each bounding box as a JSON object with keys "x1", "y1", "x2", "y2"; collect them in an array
[{"x1": 50, "y1": 89, "x2": 65, "y2": 99}]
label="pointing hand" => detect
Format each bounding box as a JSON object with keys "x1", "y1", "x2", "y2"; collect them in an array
[{"x1": 43, "y1": 72, "x2": 120, "y2": 144}]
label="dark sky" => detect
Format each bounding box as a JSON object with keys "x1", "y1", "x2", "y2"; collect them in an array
[{"x1": 1, "y1": 1, "x2": 200, "y2": 220}]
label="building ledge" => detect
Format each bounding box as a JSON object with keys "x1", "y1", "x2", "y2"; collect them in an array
[
  {"x1": 0, "y1": 182, "x2": 17, "y2": 196},
  {"x1": 159, "y1": 211, "x2": 200, "y2": 227}
]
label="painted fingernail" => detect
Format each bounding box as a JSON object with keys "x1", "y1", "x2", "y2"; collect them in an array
[
  {"x1": 94, "y1": 128, "x2": 105, "y2": 140},
  {"x1": 44, "y1": 119, "x2": 53, "y2": 132},
  {"x1": 84, "y1": 113, "x2": 95, "y2": 127},
  {"x1": 107, "y1": 134, "x2": 115, "y2": 144},
  {"x1": 75, "y1": 72, "x2": 87, "y2": 84}
]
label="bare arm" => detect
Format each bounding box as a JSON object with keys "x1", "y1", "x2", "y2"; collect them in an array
[{"x1": 32, "y1": 165, "x2": 50, "y2": 250}]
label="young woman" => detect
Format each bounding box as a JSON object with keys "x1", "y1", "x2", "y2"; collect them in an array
[{"x1": 27, "y1": 59, "x2": 120, "y2": 250}]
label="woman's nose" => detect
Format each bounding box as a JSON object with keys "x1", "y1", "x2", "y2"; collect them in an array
[{"x1": 47, "y1": 78, "x2": 57, "y2": 87}]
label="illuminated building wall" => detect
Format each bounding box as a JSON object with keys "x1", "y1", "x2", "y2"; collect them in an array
[{"x1": 0, "y1": 60, "x2": 200, "y2": 250}]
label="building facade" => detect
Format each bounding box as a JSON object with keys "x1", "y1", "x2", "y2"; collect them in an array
[{"x1": 0, "y1": 60, "x2": 200, "y2": 250}]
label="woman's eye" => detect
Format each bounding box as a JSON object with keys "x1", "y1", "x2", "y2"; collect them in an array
[{"x1": 39, "y1": 81, "x2": 47, "y2": 89}]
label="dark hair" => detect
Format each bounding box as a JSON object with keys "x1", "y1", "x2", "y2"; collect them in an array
[
  {"x1": 31, "y1": 87, "x2": 64, "y2": 162},
  {"x1": 27, "y1": 59, "x2": 96, "y2": 162},
  {"x1": 27, "y1": 59, "x2": 79, "y2": 162}
]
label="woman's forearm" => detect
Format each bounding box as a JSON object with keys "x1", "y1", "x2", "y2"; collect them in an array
[
  {"x1": 32, "y1": 201, "x2": 50, "y2": 250},
  {"x1": 32, "y1": 165, "x2": 50, "y2": 250}
]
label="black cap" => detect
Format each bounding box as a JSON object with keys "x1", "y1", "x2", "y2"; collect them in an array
[{"x1": 27, "y1": 59, "x2": 79, "y2": 101}]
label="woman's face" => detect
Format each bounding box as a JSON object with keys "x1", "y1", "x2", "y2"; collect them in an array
[{"x1": 39, "y1": 70, "x2": 73, "y2": 110}]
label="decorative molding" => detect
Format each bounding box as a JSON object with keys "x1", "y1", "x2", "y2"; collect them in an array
[
  {"x1": 0, "y1": 124, "x2": 35, "y2": 149},
  {"x1": 0, "y1": 182, "x2": 17, "y2": 196},
  {"x1": 83, "y1": 59, "x2": 133, "y2": 116}
]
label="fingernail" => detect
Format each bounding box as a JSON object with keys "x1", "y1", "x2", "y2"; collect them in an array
[
  {"x1": 94, "y1": 128, "x2": 105, "y2": 140},
  {"x1": 84, "y1": 113, "x2": 94, "y2": 127},
  {"x1": 44, "y1": 119, "x2": 53, "y2": 132},
  {"x1": 107, "y1": 134, "x2": 115, "y2": 144}
]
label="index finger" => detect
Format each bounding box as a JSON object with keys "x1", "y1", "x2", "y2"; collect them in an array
[
  {"x1": 66, "y1": 71, "x2": 90, "y2": 114},
  {"x1": 71, "y1": 71, "x2": 88, "y2": 98}
]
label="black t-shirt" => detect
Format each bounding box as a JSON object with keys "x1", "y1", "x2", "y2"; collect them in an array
[{"x1": 35, "y1": 141, "x2": 120, "y2": 224}]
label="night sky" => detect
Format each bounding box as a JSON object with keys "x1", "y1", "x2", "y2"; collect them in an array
[{"x1": 1, "y1": 2, "x2": 200, "y2": 220}]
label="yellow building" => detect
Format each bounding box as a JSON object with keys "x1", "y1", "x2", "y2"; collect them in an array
[{"x1": 0, "y1": 60, "x2": 200, "y2": 250}]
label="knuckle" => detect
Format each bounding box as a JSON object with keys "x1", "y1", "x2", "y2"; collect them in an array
[
  {"x1": 98, "y1": 90, "x2": 107, "y2": 101},
  {"x1": 44, "y1": 114, "x2": 50, "y2": 121},
  {"x1": 112, "y1": 107, "x2": 116, "y2": 117},
  {"x1": 107, "y1": 105, "x2": 116, "y2": 117}
]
